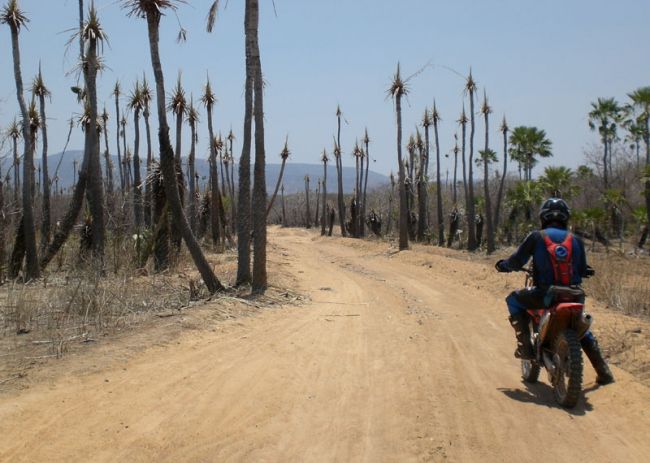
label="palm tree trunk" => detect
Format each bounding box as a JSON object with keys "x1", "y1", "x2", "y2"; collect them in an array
[
  {"x1": 115, "y1": 96, "x2": 124, "y2": 193},
  {"x1": 8, "y1": 20, "x2": 39, "y2": 280},
  {"x1": 132, "y1": 108, "x2": 143, "y2": 230},
  {"x1": 281, "y1": 184, "x2": 286, "y2": 227},
  {"x1": 228, "y1": 138, "x2": 236, "y2": 229},
  {"x1": 362, "y1": 142, "x2": 370, "y2": 237},
  {"x1": 483, "y1": 114, "x2": 495, "y2": 254},
  {"x1": 236, "y1": 1, "x2": 254, "y2": 286},
  {"x1": 336, "y1": 113, "x2": 347, "y2": 237},
  {"x1": 305, "y1": 176, "x2": 311, "y2": 228},
  {"x1": 265, "y1": 157, "x2": 287, "y2": 219},
  {"x1": 434, "y1": 118, "x2": 444, "y2": 246},
  {"x1": 321, "y1": 159, "x2": 328, "y2": 235},
  {"x1": 188, "y1": 119, "x2": 197, "y2": 233},
  {"x1": 250, "y1": 0, "x2": 267, "y2": 292},
  {"x1": 494, "y1": 127, "x2": 508, "y2": 233},
  {"x1": 143, "y1": 107, "x2": 153, "y2": 227},
  {"x1": 354, "y1": 154, "x2": 360, "y2": 237},
  {"x1": 644, "y1": 122, "x2": 650, "y2": 228},
  {"x1": 314, "y1": 180, "x2": 320, "y2": 226},
  {"x1": 144, "y1": 10, "x2": 223, "y2": 293},
  {"x1": 12, "y1": 135, "x2": 19, "y2": 205},
  {"x1": 102, "y1": 115, "x2": 114, "y2": 198},
  {"x1": 396, "y1": 96, "x2": 408, "y2": 250},
  {"x1": 38, "y1": 91, "x2": 51, "y2": 252},
  {"x1": 467, "y1": 91, "x2": 477, "y2": 251}
]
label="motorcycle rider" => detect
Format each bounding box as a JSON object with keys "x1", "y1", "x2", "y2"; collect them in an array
[{"x1": 495, "y1": 198, "x2": 614, "y2": 385}]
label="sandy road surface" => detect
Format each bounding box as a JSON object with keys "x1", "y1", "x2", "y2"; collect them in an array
[{"x1": 1, "y1": 227, "x2": 649, "y2": 462}]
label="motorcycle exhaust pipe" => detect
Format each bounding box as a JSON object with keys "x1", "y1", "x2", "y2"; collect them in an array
[{"x1": 576, "y1": 313, "x2": 593, "y2": 339}]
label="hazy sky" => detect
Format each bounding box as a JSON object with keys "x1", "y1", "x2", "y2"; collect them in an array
[{"x1": 1, "y1": 0, "x2": 649, "y2": 178}]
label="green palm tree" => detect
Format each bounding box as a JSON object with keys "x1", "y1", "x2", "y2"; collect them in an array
[
  {"x1": 122, "y1": 0, "x2": 223, "y2": 293},
  {"x1": 388, "y1": 63, "x2": 409, "y2": 250},
  {"x1": 141, "y1": 75, "x2": 153, "y2": 227},
  {"x1": 537, "y1": 166, "x2": 578, "y2": 199},
  {"x1": 201, "y1": 78, "x2": 223, "y2": 251},
  {"x1": 628, "y1": 87, "x2": 650, "y2": 228},
  {"x1": 508, "y1": 126, "x2": 552, "y2": 181},
  {"x1": 32, "y1": 65, "x2": 52, "y2": 252},
  {"x1": 588, "y1": 97, "x2": 623, "y2": 190}
]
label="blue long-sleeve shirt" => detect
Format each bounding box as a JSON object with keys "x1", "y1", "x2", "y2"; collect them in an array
[{"x1": 504, "y1": 227, "x2": 588, "y2": 287}]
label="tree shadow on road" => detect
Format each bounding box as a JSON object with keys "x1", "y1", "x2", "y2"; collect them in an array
[{"x1": 498, "y1": 381, "x2": 598, "y2": 416}]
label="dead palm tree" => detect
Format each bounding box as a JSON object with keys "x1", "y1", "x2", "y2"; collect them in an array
[
  {"x1": 494, "y1": 116, "x2": 508, "y2": 232},
  {"x1": 227, "y1": 129, "x2": 236, "y2": 227},
  {"x1": 128, "y1": 79, "x2": 144, "y2": 230},
  {"x1": 7, "y1": 119, "x2": 21, "y2": 204},
  {"x1": 465, "y1": 71, "x2": 478, "y2": 251},
  {"x1": 120, "y1": 115, "x2": 130, "y2": 190},
  {"x1": 304, "y1": 175, "x2": 311, "y2": 229},
  {"x1": 122, "y1": 0, "x2": 223, "y2": 293},
  {"x1": 452, "y1": 135, "x2": 459, "y2": 204},
  {"x1": 113, "y1": 81, "x2": 125, "y2": 192},
  {"x1": 201, "y1": 78, "x2": 222, "y2": 250},
  {"x1": 353, "y1": 140, "x2": 362, "y2": 237},
  {"x1": 187, "y1": 97, "x2": 199, "y2": 234},
  {"x1": 362, "y1": 129, "x2": 370, "y2": 237},
  {"x1": 141, "y1": 75, "x2": 153, "y2": 227},
  {"x1": 480, "y1": 91, "x2": 495, "y2": 253},
  {"x1": 335, "y1": 105, "x2": 347, "y2": 237},
  {"x1": 32, "y1": 65, "x2": 51, "y2": 252},
  {"x1": 415, "y1": 126, "x2": 427, "y2": 242},
  {"x1": 321, "y1": 149, "x2": 328, "y2": 236},
  {"x1": 2, "y1": 0, "x2": 39, "y2": 279},
  {"x1": 388, "y1": 63, "x2": 409, "y2": 250},
  {"x1": 432, "y1": 102, "x2": 444, "y2": 246},
  {"x1": 100, "y1": 107, "x2": 114, "y2": 197},
  {"x1": 266, "y1": 137, "x2": 289, "y2": 218},
  {"x1": 249, "y1": 0, "x2": 268, "y2": 292}
]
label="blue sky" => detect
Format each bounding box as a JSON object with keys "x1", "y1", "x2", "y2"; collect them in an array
[{"x1": 1, "y1": 0, "x2": 649, "y2": 178}]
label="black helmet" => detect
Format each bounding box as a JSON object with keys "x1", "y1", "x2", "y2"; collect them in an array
[{"x1": 539, "y1": 198, "x2": 570, "y2": 228}]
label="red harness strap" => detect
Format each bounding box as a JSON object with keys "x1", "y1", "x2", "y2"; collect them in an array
[{"x1": 542, "y1": 231, "x2": 574, "y2": 285}]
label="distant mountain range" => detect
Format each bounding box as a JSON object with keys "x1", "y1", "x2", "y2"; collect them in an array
[{"x1": 34, "y1": 151, "x2": 389, "y2": 195}]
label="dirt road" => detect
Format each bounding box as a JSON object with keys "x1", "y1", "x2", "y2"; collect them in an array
[{"x1": 1, "y1": 227, "x2": 649, "y2": 462}]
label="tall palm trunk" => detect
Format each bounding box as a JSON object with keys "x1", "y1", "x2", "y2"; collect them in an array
[
  {"x1": 466, "y1": 78, "x2": 478, "y2": 251},
  {"x1": 266, "y1": 155, "x2": 287, "y2": 218},
  {"x1": 494, "y1": 118, "x2": 508, "y2": 232},
  {"x1": 250, "y1": 0, "x2": 268, "y2": 292},
  {"x1": 390, "y1": 67, "x2": 408, "y2": 251},
  {"x1": 314, "y1": 179, "x2": 320, "y2": 226},
  {"x1": 35, "y1": 70, "x2": 51, "y2": 252},
  {"x1": 114, "y1": 84, "x2": 125, "y2": 192},
  {"x1": 228, "y1": 134, "x2": 236, "y2": 229},
  {"x1": 12, "y1": 133, "x2": 19, "y2": 205},
  {"x1": 482, "y1": 96, "x2": 495, "y2": 254},
  {"x1": 354, "y1": 148, "x2": 360, "y2": 237},
  {"x1": 132, "y1": 104, "x2": 143, "y2": 230},
  {"x1": 416, "y1": 131, "x2": 427, "y2": 242},
  {"x1": 188, "y1": 113, "x2": 197, "y2": 233},
  {"x1": 305, "y1": 176, "x2": 311, "y2": 228},
  {"x1": 143, "y1": 105, "x2": 153, "y2": 227},
  {"x1": 335, "y1": 107, "x2": 347, "y2": 236},
  {"x1": 321, "y1": 151, "x2": 328, "y2": 236},
  {"x1": 433, "y1": 106, "x2": 444, "y2": 246},
  {"x1": 362, "y1": 133, "x2": 370, "y2": 237},
  {"x1": 5, "y1": 8, "x2": 39, "y2": 280},
  {"x1": 459, "y1": 108, "x2": 468, "y2": 209},
  {"x1": 236, "y1": 2, "x2": 254, "y2": 285},
  {"x1": 101, "y1": 109, "x2": 114, "y2": 198},
  {"x1": 280, "y1": 184, "x2": 286, "y2": 227},
  {"x1": 142, "y1": 8, "x2": 223, "y2": 293}
]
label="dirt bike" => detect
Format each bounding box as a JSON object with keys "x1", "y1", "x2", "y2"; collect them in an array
[{"x1": 517, "y1": 268, "x2": 593, "y2": 408}]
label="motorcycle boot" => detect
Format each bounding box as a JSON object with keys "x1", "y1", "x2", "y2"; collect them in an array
[
  {"x1": 509, "y1": 313, "x2": 534, "y2": 360},
  {"x1": 581, "y1": 336, "x2": 615, "y2": 385}
]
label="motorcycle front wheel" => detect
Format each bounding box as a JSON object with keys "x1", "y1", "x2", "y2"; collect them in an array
[{"x1": 552, "y1": 329, "x2": 583, "y2": 408}]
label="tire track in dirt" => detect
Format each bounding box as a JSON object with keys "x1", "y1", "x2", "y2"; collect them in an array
[{"x1": 0, "y1": 227, "x2": 649, "y2": 462}]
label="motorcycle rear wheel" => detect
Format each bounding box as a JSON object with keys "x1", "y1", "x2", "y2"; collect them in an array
[{"x1": 552, "y1": 329, "x2": 583, "y2": 408}]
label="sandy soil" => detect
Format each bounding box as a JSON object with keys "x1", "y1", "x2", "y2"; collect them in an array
[{"x1": 1, "y1": 227, "x2": 649, "y2": 462}]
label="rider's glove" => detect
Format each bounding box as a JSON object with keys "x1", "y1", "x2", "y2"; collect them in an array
[
  {"x1": 495, "y1": 259, "x2": 511, "y2": 273},
  {"x1": 584, "y1": 266, "x2": 595, "y2": 278}
]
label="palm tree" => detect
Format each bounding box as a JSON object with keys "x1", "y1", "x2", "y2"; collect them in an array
[
  {"x1": 187, "y1": 97, "x2": 199, "y2": 233},
  {"x1": 352, "y1": 140, "x2": 362, "y2": 237},
  {"x1": 335, "y1": 106, "x2": 347, "y2": 237},
  {"x1": 120, "y1": 115, "x2": 130, "y2": 190},
  {"x1": 465, "y1": 71, "x2": 478, "y2": 251},
  {"x1": 168, "y1": 73, "x2": 188, "y2": 251},
  {"x1": 100, "y1": 107, "x2": 114, "y2": 198},
  {"x1": 227, "y1": 129, "x2": 236, "y2": 227},
  {"x1": 628, "y1": 87, "x2": 650, "y2": 227},
  {"x1": 113, "y1": 81, "x2": 125, "y2": 192},
  {"x1": 321, "y1": 149, "x2": 328, "y2": 236},
  {"x1": 388, "y1": 63, "x2": 409, "y2": 250},
  {"x1": 362, "y1": 128, "x2": 371, "y2": 237},
  {"x1": 538, "y1": 166, "x2": 577, "y2": 198},
  {"x1": 2, "y1": 0, "x2": 39, "y2": 280},
  {"x1": 266, "y1": 138, "x2": 289, "y2": 218},
  {"x1": 304, "y1": 175, "x2": 311, "y2": 229},
  {"x1": 494, "y1": 116, "x2": 508, "y2": 232},
  {"x1": 32, "y1": 65, "x2": 51, "y2": 252},
  {"x1": 480, "y1": 92, "x2": 495, "y2": 253},
  {"x1": 249, "y1": 0, "x2": 268, "y2": 292},
  {"x1": 7, "y1": 119, "x2": 21, "y2": 204},
  {"x1": 508, "y1": 126, "x2": 553, "y2": 181},
  {"x1": 458, "y1": 107, "x2": 468, "y2": 207},
  {"x1": 588, "y1": 97, "x2": 623, "y2": 190},
  {"x1": 122, "y1": 0, "x2": 223, "y2": 293},
  {"x1": 201, "y1": 78, "x2": 222, "y2": 250},
  {"x1": 140, "y1": 75, "x2": 154, "y2": 227},
  {"x1": 432, "y1": 102, "x2": 444, "y2": 246},
  {"x1": 128, "y1": 80, "x2": 144, "y2": 230},
  {"x1": 451, "y1": 136, "x2": 459, "y2": 204}
]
